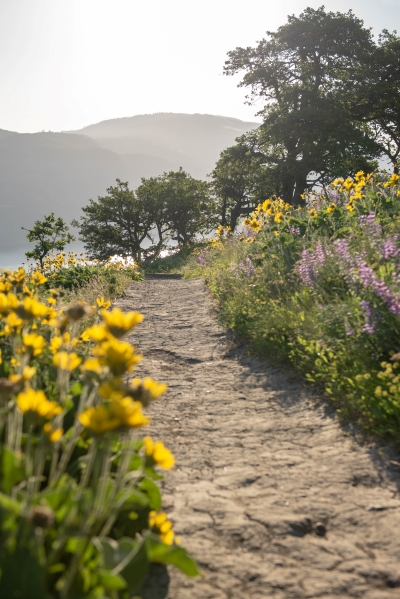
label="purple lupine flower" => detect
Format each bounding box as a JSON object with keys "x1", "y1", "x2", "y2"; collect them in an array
[
  {"x1": 198, "y1": 250, "x2": 207, "y2": 265},
  {"x1": 237, "y1": 257, "x2": 256, "y2": 277},
  {"x1": 359, "y1": 212, "x2": 382, "y2": 237},
  {"x1": 289, "y1": 225, "x2": 301, "y2": 236},
  {"x1": 380, "y1": 239, "x2": 400, "y2": 260},
  {"x1": 245, "y1": 257, "x2": 256, "y2": 275},
  {"x1": 297, "y1": 242, "x2": 332, "y2": 288},
  {"x1": 357, "y1": 260, "x2": 400, "y2": 317},
  {"x1": 360, "y1": 300, "x2": 376, "y2": 334}
]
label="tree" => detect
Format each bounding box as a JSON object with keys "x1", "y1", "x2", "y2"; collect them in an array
[
  {"x1": 224, "y1": 6, "x2": 381, "y2": 204},
  {"x1": 210, "y1": 132, "x2": 277, "y2": 230},
  {"x1": 350, "y1": 30, "x2": 400, "y2": 172},
  {"x1": 72, "y1": 180, "x2": 157, "y2": 263},
  {"x1": 137, "y1": 169, "x2": 215, "y2": 246},
  {"x1": 22, "y1": 213, "x2": 75, "y2": 268}
]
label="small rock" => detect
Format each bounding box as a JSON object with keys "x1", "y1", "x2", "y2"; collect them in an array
[{"x1": 315, "y1": 522, "x2": 327, "y2": 537}]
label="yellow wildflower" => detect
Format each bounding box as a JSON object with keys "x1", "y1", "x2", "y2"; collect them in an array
[
  {"x1": 30, "y1": 271, "x2": 47, "y2": 286},
  {"x1": 4, "y1": 312, "x2": 24, "y2": 334},
  {"x1": 274, "y1": 212, "x2": 284, "y2": 224},
  {"x1": 149, "y1": 511, "x2": 176, "y2": 545},
  {"x1": 308, "y1": 209, "x2": 318, "y2": 219},
  {"x1": 17, "y1": 388, "x2": 62, "y2": 419},
  {"x1": 144, "y1": 437, "x2": 175, "y2": 469},
  {"x1": 49, "y1": 336, "x2": 62, "y2": 354},
  {"x1": 0, "y1": 293, "x2": 18, "y2": 315},
  {"x1": 129, "y1": 377, "x2": 167, "y2": 406},
  {"x1": 346, "y1": 204, "x2": 355, "y2": 212},
  {"x1": 22, "y1": 333, "x2": 46, "y2": 356},
  {"x1": 93, "y1": 339, "x2": 142, "y2": 376},
  {"x1": 101, "y1": 307, "x2": 144, "y2": 339},
  {"x1": 53, "y1": 352, "x2": 82, "y2": 372},
  {"x1": 383, "y1": 173, "x2": 399, "y2": 187},
  {"x1": 79, "y1": 397, "x2": 149, "y2": 434},
  {"x1": 96, "y1": 297, "x2": 111, "y2": 309},
  {"x1": 326, "y1": 204, "x2": 336, "y2": 214},
  {"x1": 15, "y1": 297, "x2": 48, "y2": 320},
  {"x1": 81, "y1": 357, "x2": 104, "y2": 376},
  {"x1": 43, "y1": 422, "x2": 63, "y2": 443},
  {"x1": 81, "y1": 324, "x2": 111, "y2": 343}
]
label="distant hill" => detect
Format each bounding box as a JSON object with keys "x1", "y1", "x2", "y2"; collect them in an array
[
  {"x1": 70, "y1": 113, "x2": 259, "y2": 180},
  {"x1": 0, "y1": 113, "x2": 259, "y2": 253}
]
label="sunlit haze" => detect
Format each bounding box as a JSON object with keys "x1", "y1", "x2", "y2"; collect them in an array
[{"x1": 1, "y1": 0, "x2": 400, "y2": 133}]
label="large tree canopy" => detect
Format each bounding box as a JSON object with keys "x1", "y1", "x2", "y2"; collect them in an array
[
  {"x1": 210, "y1": 133, "x2": 277, "y2": 230},
  {"x1": 73, "y1": 172, "x2": 215, "y2": 262},
  {"x1": 137, "y1": 169, "x2": 215, "y2": 246},
  {"x1": 72, "y1": 180, "x2": 156, "y2": 263},
  {"x1": 224, "y1": 6, "x2": 382, "y2": 204}
]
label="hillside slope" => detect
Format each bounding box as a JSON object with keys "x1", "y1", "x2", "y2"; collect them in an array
[
  {"x1": 0, "y1": 114, "x2": 259, "y2": 253},
  {"x1": 70, "y1": 113, "x2": 259, "y2": 179}
]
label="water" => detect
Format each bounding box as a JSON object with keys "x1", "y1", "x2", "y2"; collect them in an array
[{"x1": 0, "y1": 242, "x2": 87, "y2": 271}]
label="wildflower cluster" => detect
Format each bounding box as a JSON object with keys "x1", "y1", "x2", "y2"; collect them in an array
[
  {"x1": 243, "y1": 197, "x2": 292, "y2": 236},
  {"x1": 184, "y1": 168, "x2": 400, "y2": 441},
  {"x1": 0, "y1": 267, "x2": 197, "y2": 597}
]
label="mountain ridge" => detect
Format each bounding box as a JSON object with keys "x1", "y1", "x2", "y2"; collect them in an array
[{"x1": 0, "y1": 113, "x2": 259, "y2": 253}]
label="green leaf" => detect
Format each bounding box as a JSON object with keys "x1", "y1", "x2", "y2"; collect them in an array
[
  {"x1": 138, "y1": 477, "x2": 162, "y2": 510},
  {"x1": 116, "y1": 488, "x2": 149, "y2": 509},
  {"x1": 101, "y1": 537, "x2": 149, "y2": 594},
  {"x1": 145, "y1": 534, "x2": 200, "y2": 576},
  {"x1": 1, "y1": 447, "x2": 24, "y2": 494},
  {"x1": 0, "y1": 491, "x2": 21, "y2": 515},
  {"x1": 70, "y1": 381, "x2": 83, "y2": 396},
  {"x1": 98, "y1": 570, "x2": 127, "y2": 590},
  {"x1": 0, "y1": 523, "x2": 46, "y2": 599}
]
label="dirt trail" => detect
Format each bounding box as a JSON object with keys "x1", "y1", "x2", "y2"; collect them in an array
[{"x1": 118, "y1": 276, "x2": 400, "y2": 599}]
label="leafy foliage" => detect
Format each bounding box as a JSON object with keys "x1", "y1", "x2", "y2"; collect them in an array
[{"x1": 23, "y1": 214, "x2": 75, "y2": 268}]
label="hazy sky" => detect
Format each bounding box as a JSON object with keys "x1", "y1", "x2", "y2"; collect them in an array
[{"x1": 1, "y1": 0, "x2": 400, "y2": 133}]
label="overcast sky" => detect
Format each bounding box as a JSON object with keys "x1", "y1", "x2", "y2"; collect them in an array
[{"x1": 1, "y1": 0, "x2": 400, "y2": 133}]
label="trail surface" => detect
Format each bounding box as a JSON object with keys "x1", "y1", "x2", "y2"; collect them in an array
[{"x1": 118, "y1": 276, "x2": 400, "y2": 599}]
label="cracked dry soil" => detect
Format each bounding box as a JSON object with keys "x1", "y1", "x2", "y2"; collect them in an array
[{"x1": 117, "y1": 276, "x2": 400, "y2": 599}]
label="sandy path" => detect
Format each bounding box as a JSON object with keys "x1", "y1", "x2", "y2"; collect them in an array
[{"x1": 117, "y1": 276, "x2": 400, "y2": 599}]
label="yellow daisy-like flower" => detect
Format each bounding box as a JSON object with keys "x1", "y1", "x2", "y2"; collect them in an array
[
  {"x1": 79, "y1": 397, "x2": 149, "y2": 434},
  {"x1": 326, "y1": 204, "x2": 336, "y2": 214},
  {"x1": 101, "y1": 307, "x2": 144, "y2": 339},
  {"x1": 23, "y1": 333, "x2": 46, "y2": 356},
  {"x1": 30, "y1": 271, "x2": 47, "y2": 286},
  {"x1": 17, "y1": 388, "x2": 62, "y2": 419},
  {"x1": 149, "y1": 511, "x2": 176, "y2": 545},
  {"x1": 53, "y1": 352, "x2": 82, "y2": 372},
  {"x1": 15, "y1": 297, "x2": 48, "y2": 320},
  {"x1": 0, "y1": 293, "x2": 18, "y2": 315},
  {"x1": 274, "y1": 212, "x2": 284, "y2": 224},
  {"x1": 93, "y1": 339, "x2": 142, "y2": 376},
  {"x1": 346, "y1": 204, "x2": 355, "y2": 212},
  {"x1": 308, "y1": 209, "x2": 318, "y2": 219},
  {"x1": 383, "y1": 173, "x2": 399, "y2": 187},
  {"x1": 144, "y1": 436, "x2": 175, "y2": 469},
  {"x1": 129, "y1": 377, "x2": 167, "y2": 406},
  {"x1": 96, "y1": 296, "x2": 111, "y2": 309},
  {"x1": 43, "y1": 422, "x2": 63, "y2": 443},
  {"x1": 81, "y1": 357, "x2": 104, "y2": 376},
  {"x1": 81, "y1": 324, "x2": 111, "y2": 343}
]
